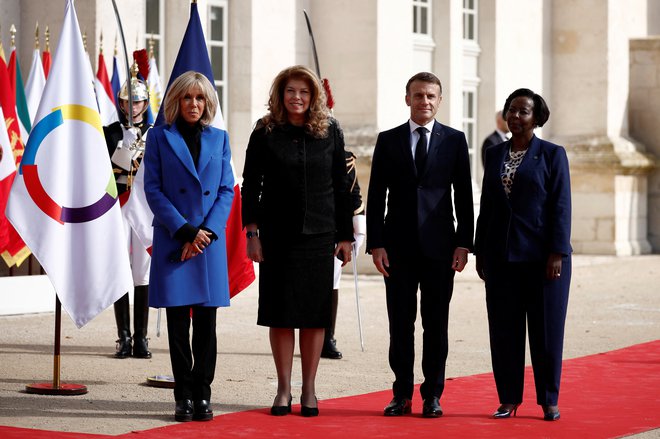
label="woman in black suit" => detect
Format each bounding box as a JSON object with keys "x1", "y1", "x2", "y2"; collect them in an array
[
  {"x1": 475, "y1": 88, "x2": 572, "y2": 421},
  {"x1": 241, "y1": 65, "x2": 353, "y2": 417}
]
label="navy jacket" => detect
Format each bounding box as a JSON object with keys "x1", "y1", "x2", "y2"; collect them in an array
[{"x1": 475, "y1": 135, "x2": 572, "y2": 263}]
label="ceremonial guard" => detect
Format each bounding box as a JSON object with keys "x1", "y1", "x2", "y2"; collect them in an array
[
  {"x1": 323, "y1": 150, "x2": 366, "y2": 359},
  {"x1": 104, "y1": 64, "x2": 153, "y2": 359}
]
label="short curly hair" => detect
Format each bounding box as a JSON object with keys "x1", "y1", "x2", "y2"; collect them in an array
[{"x1": 502, "y1": 88, "x2": 550, "y2": 128}]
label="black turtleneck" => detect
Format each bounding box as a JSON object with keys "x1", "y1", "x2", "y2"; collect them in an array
[{"x1": 176, "y1": 118, "x2": 203, "y2": 168}]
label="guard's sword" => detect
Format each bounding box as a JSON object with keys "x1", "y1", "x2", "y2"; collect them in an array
[
  {"x1": 111, "y1": 0, "x2": 133, "y2": 126},
  {"x1": 303, "y1": 10, "x2": 322, "y2": 79},
  {"x1": 303, "y1": 9, "x2": 363, "y2": 350}
]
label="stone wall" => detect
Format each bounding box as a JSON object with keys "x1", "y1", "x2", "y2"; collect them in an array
[{"x1": 629, "y1": 37, "x2": 660, "y2": 252}]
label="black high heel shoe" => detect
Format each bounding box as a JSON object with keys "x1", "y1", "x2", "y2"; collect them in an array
[
  {"x1": 493, "y1": 403, "x2": 520, "y2": 419},
  {"x1": 270, "y1": 394, "x2": 292, "y2": 416},
  {"x1": 301, "y1": 395, "x2": 319, "y2": 417},
  {"x1": 542, "y1": 405, "x2": 560, "y2": 421}
]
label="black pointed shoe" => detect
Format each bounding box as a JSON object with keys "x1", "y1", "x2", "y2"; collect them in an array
[
  {"x1": 175, "y1": 399, "x2": 193, "y2": 422},
  {"x1": 422, "y1": 397, "x2": 443, "y2": 418},
  {"x1": 301, "y1": 395, "x2": 319, "y2": 417},
  {"x1": 493, "y1": 403, "x2": 520, "y2": 419},
  {"x1": 383, "y1": 397, "x2": 412, "y2": 416},
  {"x1": 193, "y1": 400, "x2": 213, "y2": 421},
  {"x1": 543, "y1": 405, "x2": 560, "y2": 421},
  {"x1": 271, "y1": 394, "x2": 293, "y2": 416}
]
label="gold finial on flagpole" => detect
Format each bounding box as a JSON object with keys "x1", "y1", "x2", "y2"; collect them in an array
[
  {"x1": 45, "y1": 26, "x2": 50, "y2": 52},
  {"x1": 130, "y1": 60, "x2": 139, "y2": 79},
  {"x1": 192, "y1": 0, "x2": 197, "y2": 4},
  {"x1": 35, "y1": 22, "x2": 40, "y2": 50},
  {"x1": 148, "y1": 35, "x2": 155, "y2": 58},
  {"x1": 83, "y1": 30, "x2": 88, "y2": 52},
  {"x1": 114, "y1": 35, "x2": 118, "y2": 57},
  {"x1": 99, "y1": 30, "x2": 104, "y2": 54},
  {"x1": 10, "y1": 24, "x2": 16, "y2": 49}
]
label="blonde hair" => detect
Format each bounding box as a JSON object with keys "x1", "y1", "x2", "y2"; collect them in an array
[
  {"x1": 164, "y1": 71, "x2": 218, "y2": 126},
  {"x1": 262, "y1": 65, "x2": 330, "y2": 138}
]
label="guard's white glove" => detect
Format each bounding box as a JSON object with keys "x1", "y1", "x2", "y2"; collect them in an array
[
  {"x1": 112, "y1": 127, "x2": 142, "y2": 171},
  {"x1": 352, "y1": 215, "x2": 366, "y2": 253}
]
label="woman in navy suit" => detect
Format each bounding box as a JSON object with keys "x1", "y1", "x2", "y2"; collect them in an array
[
  {"x1": 144, "y1": 71, "x2": 234, "y2": 422},
  {"x1": 475, "y1": 88, "x2": 572, "y2": 421}
]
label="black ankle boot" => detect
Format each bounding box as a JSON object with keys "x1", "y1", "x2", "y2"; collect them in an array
[
  {"x1": 132, "y1": 285, "x2": 152, "y2": 358},
  {"x1": 321, "y1": 289, "x2": 342, "y2": 359},
  {"x1": 321, "y1": 335, "x2": 342, "y2": 359},
  {"x1": 114, "y1": 293, "x2": 132, "y2": 358}
]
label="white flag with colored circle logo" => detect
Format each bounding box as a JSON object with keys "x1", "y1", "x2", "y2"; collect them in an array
[{"x1": 6, "y1": 0, "x2": 132, "y2": 328}]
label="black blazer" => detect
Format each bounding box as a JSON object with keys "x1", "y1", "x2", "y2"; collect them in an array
[
  {"x1": 366, "y1": 120, "x2": 474, "y2": 260},
  {"x1": 241, "y1": 120, "x2": 353, "y2": 242}
]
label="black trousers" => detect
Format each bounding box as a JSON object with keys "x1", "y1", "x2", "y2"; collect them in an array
[
  {"x1": 484, "y1": 256, "x2": 571, "y2": 406},
  {"x1": 384, "y1": 251, "x2": 455, "y2": 400},
  {"x1": 166, "y1": 306, "x2": 217, "y2": 401}
]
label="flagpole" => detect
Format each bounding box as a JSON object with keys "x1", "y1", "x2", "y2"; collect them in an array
[{"x1": 25, "y1": 297, "x2": 87, "y2": 395}]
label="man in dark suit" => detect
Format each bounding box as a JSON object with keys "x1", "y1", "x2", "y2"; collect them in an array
[
  {"x1": 366, "y1": 72, "x2": 474, "y2": 418},
  {"x1": 481, "y1": 110, "x2": 509, "y2": 166}
]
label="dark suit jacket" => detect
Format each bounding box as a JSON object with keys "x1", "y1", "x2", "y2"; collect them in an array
[
  {"x1": 241, "y1": 120, "x2": 353, "y2": 242},
  {"x1": 481, "y1": 130, "x2": 507, "y2": 166},
  {"x1": 366, "y1": 120, "x2": 474, "y2": 260},
  {"x1": 475, "y1": 135, "x2": 572, "y2": 263}
]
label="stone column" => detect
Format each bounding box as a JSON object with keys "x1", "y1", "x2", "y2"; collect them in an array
[
  {"x1": 549, "y1": 0, "x2": 654, "y2": 255},
  {"x1": 629, "y1": 37, "x2": 660, "y2": 251}
]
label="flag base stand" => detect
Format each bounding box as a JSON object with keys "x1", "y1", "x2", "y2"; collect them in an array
[
  {"x1": 26, "y1": 297, "x2": 88, "y2": 396},
  {"x1": 26, "y1": 382, "x2": 87, "y2": 395},
  {"x1": 146, "y1": 375, "x2": 175, "y2": 389}
]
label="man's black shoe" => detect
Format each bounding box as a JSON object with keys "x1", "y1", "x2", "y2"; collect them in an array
[
  {"x1": 383, "y1": 397, "x2": 412, "y2": 416},
  {"x1": 174, "y1": 399, "x2": 193, "y2": 422},
  {"x1": 193, "y1": 400, "x2": 213, "y2": 421},
  {"x1": 422, "y1": 397, "x2": 443, "y2": 418}
]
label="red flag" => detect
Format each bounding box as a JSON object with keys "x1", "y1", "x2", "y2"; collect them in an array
[
  {"x1": 0, "y1": 55, "x2": 30, "y2": 267},
  {"x1": 94, "y1": 52, "x2": 118, "y2": 125},
  {"x1": 42, "y1": 50, "x2": 52, "y2": 78}
]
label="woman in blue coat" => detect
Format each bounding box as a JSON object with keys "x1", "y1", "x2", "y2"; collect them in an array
[
  {"x1": 475, "y1": 88, "x2": 572, "y2": 422},
  {"x1": 144, "y1": 71, "x2": 234, "y2": 423}
]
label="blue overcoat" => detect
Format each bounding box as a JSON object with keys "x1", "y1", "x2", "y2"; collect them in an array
[{"x1": 143, "y1": 123, "x2": 234, "y2": 308}]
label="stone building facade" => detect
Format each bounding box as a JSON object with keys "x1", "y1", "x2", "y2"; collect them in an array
[{"x1": 1, "y1": 0, "x2": 659, "y2": 296}]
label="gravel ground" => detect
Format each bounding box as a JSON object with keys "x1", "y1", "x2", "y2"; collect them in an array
[{"x1": 0, "y1": 254, "x2": 658, "y2": 436}]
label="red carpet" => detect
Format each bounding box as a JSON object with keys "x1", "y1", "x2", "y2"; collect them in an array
[{"x1": 2, "y1": 340, "x2": 659, "y2": 438}]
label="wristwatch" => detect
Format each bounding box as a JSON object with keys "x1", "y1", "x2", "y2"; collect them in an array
[{"x1": 246, "y1": 231, "x2": 258, "y2": 239}]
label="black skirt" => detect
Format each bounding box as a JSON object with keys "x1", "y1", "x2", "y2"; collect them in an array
[{"x1": 257, "y1": 231, "x2": 334, "y2": 328}]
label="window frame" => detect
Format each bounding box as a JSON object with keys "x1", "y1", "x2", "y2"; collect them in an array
[
  {"x1": 145, "y1": 0, "x2": 165, "y2": 80},
  {"x1": 462, "y1": 0, "x2": 478, "y2": 41},
  {"x1": 207, "y1": 0, "x2": 228, "y2": 121},
  {"x1": 413, "y1": 0, "x2": 431, "y2": 36}
]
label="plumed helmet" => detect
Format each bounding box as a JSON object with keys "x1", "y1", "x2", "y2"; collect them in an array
[
  {"x1": 118, "y1": 78, "x2": 149, "y2": 102},
  {"x1": 118, "y1": 62, "x2": 150, "y2": 103}
]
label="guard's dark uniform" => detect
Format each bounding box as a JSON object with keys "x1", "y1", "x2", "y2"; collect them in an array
[
  {"x1": 104, "y1": 119, "x2": 152, "y2": 358},
  {"x1": 323, "y1": 150, "x2": 366, "y2": 359}
]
